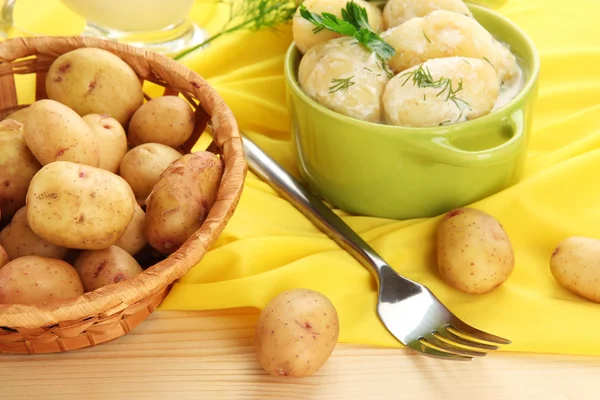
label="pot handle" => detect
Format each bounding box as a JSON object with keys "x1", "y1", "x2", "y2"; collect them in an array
[{"x1": 418, "y1": 110, "x2": 525, "y2": 168}]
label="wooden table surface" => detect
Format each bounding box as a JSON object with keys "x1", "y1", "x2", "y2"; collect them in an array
[{"x1": 1, "y1": 308, "x2": 599, "y2": 399}]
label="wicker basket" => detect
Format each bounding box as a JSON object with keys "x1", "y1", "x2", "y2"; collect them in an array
[{"x1": 0, "y1": 36, "x2": 247, "y2": 354}]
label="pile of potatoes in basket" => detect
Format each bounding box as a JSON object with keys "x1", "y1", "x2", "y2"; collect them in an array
[{"x1": 0, "y1": 47, "x2": 223, "y2": 305}]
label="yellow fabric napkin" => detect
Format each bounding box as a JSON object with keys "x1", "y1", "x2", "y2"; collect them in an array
[{"x1": 9, "y1": 0, "x2": 600, "y2": 357}]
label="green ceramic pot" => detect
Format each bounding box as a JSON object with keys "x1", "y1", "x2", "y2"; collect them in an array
[{"x1": 284, "y1": 4, "x2": 540, "y2": 220}]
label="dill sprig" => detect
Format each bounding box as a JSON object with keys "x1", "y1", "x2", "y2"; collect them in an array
[
  {"x1": 329, "y1": 76, "x2": 355, "y2": 93},
  {"x1": 399, "y1": 65, "x2": 471, "y2": 111},
  {"x1": 299, "y1": 1, "x2": 395, "y2": 63},
  {"x1": 174, "y1": 0, "x2": 296, "y2": 60}
]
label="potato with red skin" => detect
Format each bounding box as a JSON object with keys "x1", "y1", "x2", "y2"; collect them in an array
[
  {"x1": 254, "y1": 289, "x2": 340, "y2": 377},
  {"x1": 45, "y1": 48, "x2": 144, "y2": 125},
  {"x1": 73, "y1": 246, "x2": 143, "y2": 292},
  {"x1": 0, "y1": 256, "x2": 84, "y2": 304},
  {"x1": 144, "y1": 151, "x2": 223, "y2": 254},
  {"x1": 550, "y1": 236, "x2": 600, "y2": 303},
  {"x1": 118, "y1": 143, "x2": 183, "y2": 205},
  {"x1": 436, "y1": 207, "x2": 514, "y2": 294},
  {"x1": 26, "y1": 161, "x2": 136, "y2": 250},
  {"x1": 127, "y1": 96, "x2": 195, "y2": 148},
  {"x1": 114, "y1": 203, "x2": 147, "y2": 256},
  {"x1": 23, "y1": 99, "x2": 100, "y2": 167},
  {"x1": 0, "y1": 119, "x2": 41, "y2": 224},
  {"x1": 83, "y1": 114, "x2": 128, "y2": 173},
  {"x1": 0, "y1": 245, "x2": 8, "y2": 269},
  {"x1": 0, "y1": 206, "x2": 69, "y2": 260}
]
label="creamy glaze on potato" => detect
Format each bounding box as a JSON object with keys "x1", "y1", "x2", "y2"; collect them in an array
[
  {"x1": 384, "y1": 10, "x2": 518, "y2": 84},
  {"x1": 383, "y1": 57, "x2": 499, "y2": 127},
  {"x1": 293, "y1": 0, "x2": 382, "y2": 54},
  {"x1": 383, "y1": 0, "x2": 472, "y2": 30},
  {"x1": 299, "y1": 37, "x2": 391, "y2": 123}
]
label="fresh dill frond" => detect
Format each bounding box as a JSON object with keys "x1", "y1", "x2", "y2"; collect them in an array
[
  {"x1": 329, "y1": 76, "x2": 355, "y2": 93},
  {"x1": 482, "y1": 56, "x2": 496, "y2": 70},
  {"x1": 399, "y1": 64, "x2": 471, "y2": 111},
  {"x1": 174, "y1": 0, "x2": 296, "y2": 60},
  {"x1": 423, "y1": 31, "x2": 431, "y2": 43},
  {"x1": 363, "y1": 67, "x2": 373, "y2": 72}
]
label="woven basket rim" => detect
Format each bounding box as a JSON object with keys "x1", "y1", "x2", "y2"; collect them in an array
[{"x1": 0, "y1": 36, "x2": 247, "y2": 328}]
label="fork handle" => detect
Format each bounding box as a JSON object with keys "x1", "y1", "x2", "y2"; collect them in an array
[{"x1": 241, "y1": 134, "x2": 387, "y2": 280}]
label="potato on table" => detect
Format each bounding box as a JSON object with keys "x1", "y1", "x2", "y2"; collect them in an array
[
  {"x1": 23, "y1": 99, "x2": 100, "y2": 167},
  {"x1": 0, "y1": 119, "x2": 41, "y2": 224},
  {"x1": 436, "y1": 207, "x2": 515, "y2": 294},
  {"x1": 127, "y1": 96, "x2": 195, "y2": 148},
  {"x1": 254, "y1": 289, "x2": 339, "y2": 377},
  {"x1": 550, "y1": 236, "x2": 600, "y2": 303},
  {"x1": 74, "y1": 245, "x2": 143, "y2": 292},
  {"x1": 45, "y1": 47, "x2": 144, "y2": 125},
  {"x1": 2, "y1": 107, "x2": 29, "y2": 124},
  {"x1": 26, "y1": 161, "x2": 136, "y2": 250},
  {"x1": 0, "y1": 206, "x2": 69, "y2": 260},
  {"x1": 119, "y1": 143, "x2": 183, "y2": 205},
  {"x1": 83, "y1": 114, "x2": 128, "y2": 173},
  {"x1": 0, "y1": 255, "x2": 83, "y2": 305},
  {"x1": 144, "y1": 151, "x2": 223, "y2": 254}
]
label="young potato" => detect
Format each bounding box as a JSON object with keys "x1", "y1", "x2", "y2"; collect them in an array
[
  {"x1": 0, "y1": 255, "x2": 84, "y2": 305},
  {"x1": 293, "y1": 0, "x2": 382, "y2": 54},
  {"x1": 2, "y1": 107, "x2": 29, "y2": 124},
  {"x1": 255, "y1": 289, "x2": 339, "y2": 377},
  {"x1": 144, "y1": 152, "x2": 223, "y2": 254},
  {"x1": 550, "y1": 237, "x2": 600, "y2": 303},
  {"x1": 23, "y1": 99, "x2": 100, "y2": 167},
  {"x1": 74, "y1": 245, "x2": 143, "y2": 292},
  {"x1": 383, "y1": 0, "x2": 472, "y2": 30},
  {"x1": 45, "y1": 48, "x2": 144, "y2": 125},
  {"x1": 384, "y1": 10, "x2": 518, "y2": 83},
  {"x1": 119, "y1": 143, "x2": 183, "y2": 205},
  {"x1": 0, "y1": 206, "x2": 69, "y2": 260},
  {"x1": 82, "y1": 114, "x2": 128, "y2": 173},
  {"x1": 114, "y1": 203, "x2": 147, "y2": 256},
  {"x1": 27, "y1": 161, "x2": 136, "y2": 250},
  {"x1": 382, "y1": 57, "x2": 499, "y2": 127},
  {"x1": 127, "y1": 96, "x2": 195, "y2": 148},
  {"x1": 0, "y1": 245, "x2": 8, "y2": 269},
  {"x1": 0, "y1": 119, "x2": 41, "y2": 224},
  {"x1": 436, "y1": 208, "x2": 514, "y2": 294},
  {"x1": 299, "y1": 37, "x2": 391, "y2": 123}
]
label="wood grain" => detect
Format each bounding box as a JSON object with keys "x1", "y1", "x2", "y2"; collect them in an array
[{"x1": 1, "y1": 309, "x2": 599, "y2": 399}]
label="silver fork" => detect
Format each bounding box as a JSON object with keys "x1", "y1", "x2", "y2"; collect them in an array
[{"x1": 241, "y1": 134, "x2": 511, "y2": 361}]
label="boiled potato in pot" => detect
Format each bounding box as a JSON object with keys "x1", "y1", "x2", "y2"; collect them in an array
[
  {"x1": 83, "y1": 114, "x2": 128, "y2": 173},
  {"x1": 144, "y1": 151, "x2": 223, "y2": 254},
  {"x1": 382, "y1": 57, "x2": 499, "y2": 127},
  {"x1": 0, "y1": 255, "x2": 84, "y2": 305},
  {"x1": 119, "y1": 143, "x2": 183, "y2": 205},
  {"x1": 255, "y1": 289, "x2": 340, "y2": 377},
  {"x1": 0, "y1": 206, "x2": 69, "y2": 260},
  {"x1": 384, "y1": 10, "x2": 518, "y2": 83},
  {"x1": 0, "y1": 119, "x2": 41, "y2": 224},
  {"x1": 436, "y1": 208, "x2": 515, "y2": 294},
  {"x1": 550, "y1": 236, "x2": 600, "y2": 303},
  {"x1": 127, "y1": 96, "x2": 195, "y2": 148},
  {"x1": 293, "y1": 0, "x2": 382, "y2": 54},
  {"x1": 114, "y1": 203, "x2": 147, "y2": 256},
  {"x1": 299, "y1": 36, "x2": 391, "y2": 123},
  {"x1": 26, "y1": 161, "x2": 136, "y2": 250},
  {"x1": 45, "y1": 48, "x2": 144, "y2": 125},
  {"x1": 74, "y1": 245, "x2": 143, "y2": 292},
  {"x1": 23, "y1": 99, "x2": 100, "y2": 167},
  {"x1": 383, "y1": 0, "x2": 472, "y2": 30}
]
